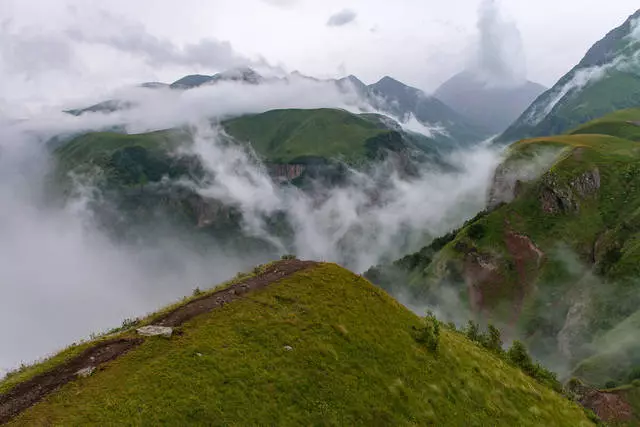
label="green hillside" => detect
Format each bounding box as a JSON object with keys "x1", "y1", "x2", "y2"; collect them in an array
[
  {"x1": 222, "y1": 108, "x2": 435, "y2": 164},
  {"x1": 499, "y1": 9, "x2": 640, "y2": 143},
  {"x1": 1, "y1": 261, "x2": 591, "y2": 426},
  {"x1": 223, "y1": 108, "x2": 384, "y2": 163},
  {"x1": 368, "y1": 111, "x2": 640, "y2": 399},
  {"x1": 569, "y1": 108, "x2": 640, "y2": 141},
  {"x1": 55, "y1": 108, "x2": 435, "y2": 181}
]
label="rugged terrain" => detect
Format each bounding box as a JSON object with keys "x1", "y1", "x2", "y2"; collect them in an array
[
  {"x1": 368, "y1": 110, "x2": 640, "y2": 398},
  {"x1": 49, "y1": 108, "x2": 447, "y2": 247}
]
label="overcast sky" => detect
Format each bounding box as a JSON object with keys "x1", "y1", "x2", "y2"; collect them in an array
[{"x1": 1, "y1": 0, "x2": 639, "y2": 110}]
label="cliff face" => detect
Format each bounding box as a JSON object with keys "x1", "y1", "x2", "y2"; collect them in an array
[{"x1": 267, "y1": 163, "x2": 306, "y2": 182}]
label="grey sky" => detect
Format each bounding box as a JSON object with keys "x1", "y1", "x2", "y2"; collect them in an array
[{"x1": 1, "y1": 0, "x2": 639, "y2": 110}]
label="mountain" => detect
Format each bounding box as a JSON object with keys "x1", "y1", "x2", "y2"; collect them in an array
[
  {"x1": 169, "y1": 67, "x2": 264, "y2": 89},
  {"x1": 65, "y1": 99, "x2": 135, "y2": 116},
  {"x1": 0, "y1": 260, "x2": 593, "y2": 425},
  {"x1": 49, "y1": 108, "x2": 449, "y2": 244},
  {"x1": 499, "y1": 9, "x2": 640, "y2": 143},
  {"x1": 222, "y1": 108, "x2": 447, "y2": 165},
  {"x1": 365, "y1": 76, "x2": 491, "y2": 144},
  {"x1": 65, "y1": 68, "x2": 490, "y2": 145},
  {"x1": 366, "y1": 110, "x2": 640, "y2": 422},
  {"x1": 434, "y1": 71, "x2": 547, "y2": 134}
]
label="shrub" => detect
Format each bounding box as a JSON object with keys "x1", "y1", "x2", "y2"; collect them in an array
[
  {"x1": 281, "y1": 254, "x2": 297, "y2": 260},
  {"x1": 192, "y1": 287, "x2": 203, "y2": 297},
  {"x1": 604, "y1": 380, "x2": 618, "y2": 389},
  {"x1": 467, "y1": 222, "x2": 486, "y2": 240},
  {"x1": 121, "y1": 318, "x2": 140, "y2": 329},
  {"x1": 414, "y1": 312, "x2": 440, "y2": 354},
  {"x1": 465, "y1": 320, "x2": 480, "y2": 342},
  {"x1": 632, "y1": 379, "x2": 640, "y2": 387},
  {"x1": 483, "y1": 324, "x2": 503, "y2": 354},
  {"x1": 507, "y1": 340, "x2": 533, "y2": 370},
  {"x1": 628, "y1": 366, "x2": 640, "y2": 382}
]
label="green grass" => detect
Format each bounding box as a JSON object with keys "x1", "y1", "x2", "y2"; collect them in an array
[
  {"x1": 0, "y1": 262, "x2": 280, "y2": 394},
  {"x1": 54, "y1": 129, "x2": 186, "y2": 171},
  {"x1": 5, "y1": 263, "x2": 591, "y2": 426},
  {"x1": 222, "y1": 108, "x2": 390, "y2": 163},
  {"x1": 569, "y1": 108, "x2": 640, "y2": 141},
  {"x1": 372, "y1": 112, "x2": 640, "y2": 390}
]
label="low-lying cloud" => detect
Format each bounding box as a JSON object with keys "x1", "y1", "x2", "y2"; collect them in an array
[{"x1": 0, "y1": 75, "x2": 499, "y2": 377}]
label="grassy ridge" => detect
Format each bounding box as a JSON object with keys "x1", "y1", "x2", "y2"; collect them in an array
[
  {"x1": 5, "y1": 263, "x2": 591, "y2": 426},
  {"x1": 222, "y1": 108, "x2": 390, "y2": 163}
]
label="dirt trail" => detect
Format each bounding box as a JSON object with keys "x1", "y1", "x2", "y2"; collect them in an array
[
  {"x1": 0, "y1": 259, "x2": 317, "y2": 425},
  {"x1": 0, "y1": 338, "x2": 142, "y2": 424},
  {"x1": 154, "y1": 260, "x2": 317, "y2": 327}
]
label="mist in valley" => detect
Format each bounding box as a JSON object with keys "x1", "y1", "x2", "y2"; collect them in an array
[{"x1": 0, "y1": 72, "x2": 502, "y2": 376}]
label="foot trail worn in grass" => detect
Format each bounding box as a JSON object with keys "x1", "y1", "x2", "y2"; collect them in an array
[{"x1": 0, "y1": 259, "x2": 316, "y2": 424}]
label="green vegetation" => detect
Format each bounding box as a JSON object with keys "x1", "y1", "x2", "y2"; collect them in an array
[
  {"x1": 459, "y1": 321, "x2": 560, "y2": 392},
  {"x1": 499, "y1": 10, "x2": 640, "y2": 142},
  {"x1": 569, "y1": 108, "x2": 640, "y2": 141},
  {"x1": 222, "y1": 108, "x2": 435, "y2": 164},
  {"x1": 4, "y1": 263, "x2": 591, "y2": 426},
  {"x1": 370, "y1": 110, "x2": 640, "y2": 391},
  {"x1": 223, "y1": 108, "x2": 388, "y2": 163},
  {"x1": 54, "y1": 129, "x2": 187, "y2": 177}
]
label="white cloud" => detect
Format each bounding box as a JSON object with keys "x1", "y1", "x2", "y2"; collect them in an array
[
  {"x1": 0, "y1": 76, "x2": 499, "y2": 373},
  {"x1": 471, "y1": 0, "x2": 527, "y2": 87},
  {"x1": 65, "y1": 10, "x2": 261, "y2": 71}
]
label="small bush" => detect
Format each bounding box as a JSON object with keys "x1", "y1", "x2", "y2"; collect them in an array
[
  {"x1": 121, "y1": 318, "x2": 140, "y2": 328},
  {"x1": 507, "y1": 340, "x2": 533, "y2": 369},
  {"x1": 632, "y1": 379, "x2": 640, "y2": 387},
  {"x1": 414, "y1": 312, "x2": 440, "y2": 354},
  {"x1": 281, "y1": 254, "x2": 297, "y2": 260},
  {"x1": 467, "y1": 222, "x2": 486, "y2": 240},
  {"x1": 192, "y1": 287, "x2": 203, "y2": 297},
  {"x1": 628, "y1": 366, "x2": 640, "y2": 382},
  {"x1": 482, "y1": 324, "x2": 503, "y2": 355},
  {"x1": 465, "y1": 320, "x2": 480, "y2": 342},
  {"x1": 604, "y1": 380, "x2": 618, "y2": 389}
]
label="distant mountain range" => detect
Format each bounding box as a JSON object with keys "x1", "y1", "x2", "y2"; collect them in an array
[{"x1": 66, "y1": 68, "x2": 493, "y2": 146}]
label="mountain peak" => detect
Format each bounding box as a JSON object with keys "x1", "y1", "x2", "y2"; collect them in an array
[
  {"x1": 434, "y1": 70, "x2": 547, "y2": 133},
  {"x1": 169, "y1": 74, "x2": 214, "y2": 89},
  {"x1": 214, "y1": 67, "x2": 263, "y2": 84},
  {"x1": 373, "y1": 75, "x2": 407, "y2": 89}
]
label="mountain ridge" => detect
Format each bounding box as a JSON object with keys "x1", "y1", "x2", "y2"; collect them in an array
[
  {"x1": 1, "y1": 261, "x2": 594, "y2": 426},
  {"x1": 498, "y1": 9, "x2": 640, "y2": 143}
]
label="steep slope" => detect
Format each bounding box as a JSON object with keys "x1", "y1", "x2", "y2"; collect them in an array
[
  {"x1": 499, "y1": 9, "x2": 640, "y2": 143},
  {"x1": 367, "y1": 76, "x2": 491, "y2": 144},
  {"x1": 1, "y1": 261, "x2": 592, "y2": 426},
  {"x1": 368, "y1": 110, "x2": 640, "y2": 392},
  {"x1": 434, "y1": 71, "x2": 546, "y2": 134}
]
